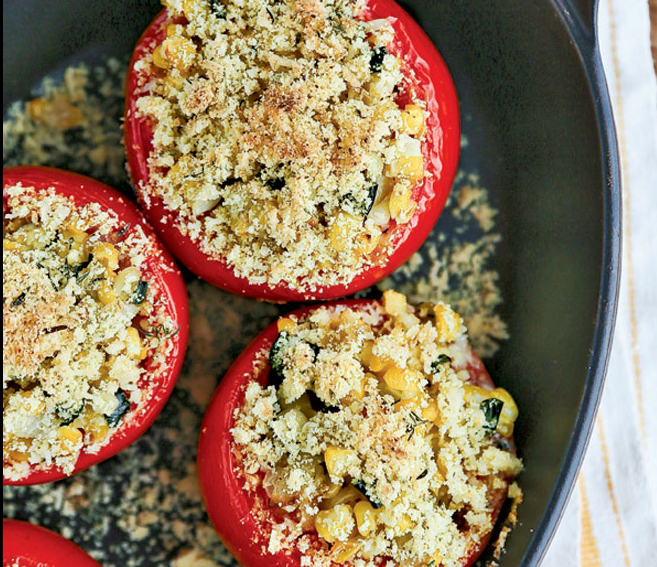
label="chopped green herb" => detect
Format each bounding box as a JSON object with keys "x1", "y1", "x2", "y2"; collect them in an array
[
  {"x1": 105, "y1": 389, "x2": 131, "y2": 427},
  {"x1": 406, "y1": 410, "x2": 427, "y2": 440},
  {"x1": 431, "y1": 354, "x2": 452, "y2": 372},
  {"x1": 266, "y1": 7, "x2": 274, "y2": 22},
  {"x1": 131, "y1": 280, "x2": 149, "y2": 304},
  {"x1": 417, "y1": 469, "x2": 428, "y2": 480},
  {"x1": 116, "y1": 223, "x2": 131, "y2": 239},
  {"x1": 138, "y1": 324, "x2": 180, "y2": 340},
  {"x1": 11, "y1": 292, "x2": 26, "y2": 307},
  {"x1": 36, "y1": 261, "x2": 59, "y2": 291},
  {"x1": 481, "y1": 398, "x2": 504, "y2": 433}
]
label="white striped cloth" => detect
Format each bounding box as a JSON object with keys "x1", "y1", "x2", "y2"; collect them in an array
[{"x1": 542, "y1": 0, "x2": 657, "y2": 565}]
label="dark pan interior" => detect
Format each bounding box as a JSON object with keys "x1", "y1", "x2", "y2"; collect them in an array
[{"x1": 3, "y1": 1, "x2": 619, "y2": 565}]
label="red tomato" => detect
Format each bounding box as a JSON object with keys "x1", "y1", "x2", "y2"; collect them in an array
[
  {"x1": 124, "y1": 0, "x2": 460, "y2": 301},
  {"x1": 197, "y1": 299, "x2": 512, "y2": 567},
  {"x1": 3, "y1": 518, "x2": 101, "y2": 567},
  {"x1": 3, "y1": 166, "x2": 189, "y2": 485}
]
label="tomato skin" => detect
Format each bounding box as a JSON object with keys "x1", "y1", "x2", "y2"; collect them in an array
[
  {"x1": 124, "y1": 0, "x2": 460, "y2": 302},
  {"x1": 3, "y1": 518, "x2": 101, "y2": 566},
  {"x1": 198, "y1": 299, "x2": 509, "y2": 567},
  {"x1": 2, "y1": 166, "x2": 190, "y2": 485}
]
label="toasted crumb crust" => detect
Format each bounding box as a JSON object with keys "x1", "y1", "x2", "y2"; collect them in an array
[
  {"x1": 133, "y1": 0, "x2": 431, "y2": 290},
  {"x1": 232, "y1": 291, "x2": 522, "y2": 567},
  {"x1": 3, "y1": 184, "x2": 175, "y2": 480}
]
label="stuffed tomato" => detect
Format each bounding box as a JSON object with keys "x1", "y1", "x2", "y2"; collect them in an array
[
  {"x1": 125, "y1": 0, "x2": 460, "y2": 301},
  {"x1": 198, "y1": 290, "x2": 521, "y2": 567},
  {"x1": 3, "y1": 166, "x2": 189, "y2": 484}
]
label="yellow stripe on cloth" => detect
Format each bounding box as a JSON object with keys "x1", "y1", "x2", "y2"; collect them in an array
[
  {"x1": 597, "y1": 415, "x2": 632, "y2": 567},
  {"x1": 579, "y1": 475, "x2": 602, "y2": 567}
]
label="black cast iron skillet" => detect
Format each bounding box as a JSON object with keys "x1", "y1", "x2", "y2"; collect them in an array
[{"x1": 3, "y1": 0, "x2": 620, "y2": 565}]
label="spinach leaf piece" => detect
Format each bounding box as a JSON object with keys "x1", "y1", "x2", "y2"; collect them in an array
[
  {"x1": 369, "y1": 46, "x2": 387, "y2": 72},
  {"x1": 105, "y1": 389, "x2": 131, "y2": 427},
  {"x1": 57, "y1": 404, "x2": 83, "y2": 426},
  {"x1": 480, "y1": 398, "x2": 504, "y2": 433},
  {"x1": 352, "y1": 479, "x2": 382, "y2": 508},
  {"x1": 269, "y1": 332, "x2": 290, "y2": 388},
  {"x1": 131, "y1": 280, "x2": 149, "y2": 304},
  {"x1": 307, "y1": 389, "x2": 339, "y2": 414},
  {"x1": 430, "y1": 354, "x2": 452, "y2": 373},
  {"x1": 11, "y1": 292, "x2": 26, "y2": 307}
]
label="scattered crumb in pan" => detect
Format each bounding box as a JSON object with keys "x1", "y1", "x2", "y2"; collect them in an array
[
  {"x1": 3, "y1": 56, "x2": 513, "y2": 566},
  {"x1": 3, "y1": 58, "x2": 129, "y2": 191}
]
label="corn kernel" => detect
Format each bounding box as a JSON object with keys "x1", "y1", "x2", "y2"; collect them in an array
[
  {"x1": 421, "y1": 399, "x2": 439, "y2": 423},
  {"x1": 331, "y1": 539, "x2": 363, "y2": 564},
  {"x1": 352, "y1": 376, "x2": 366, "y2": 399},
  {"x1": 433, "y1": 303, "x2": 462, "y2": 342},
  {"x1": 3, "y1": 239, "x2": 24, "y2": 251},
  {"x1": 390, "y1": 188, "x2": 417, "y2": 223},
  {"x1": 277, "y1": 318, "x2": 296, "y2": 333},
  {"x1": 315, "y1": 504, "x2": 354, "y2": 543},
  {"x1": 162, "y1": 36, "x2": 197, "y2": 71},
  {"x1": 401, "y1": 104, "x2": 426, "y2": 137},
  {"x1": 98, "y1": 279, "x2": 117, "y2": 305},
  {"x1": 125, "y1": 327, "x2": 142, "y2": 359},
  {"x1": 57, "y1": 426, "x2": 82, "y2": 444},
  {"x1": 382, "y1": 367, "x2": 420, "y2": 393},
  {"x1": 7, "y1": 449, "x2": 30, "y2": 462},
  {"x1": 354, "y1": 501, "x2": 377, "y2": 536},
  {"x1": 464, "y1": 384, "x2": 490, "y2": 404},
  {"x1": 396, "y1": 513, "x2": 413, "y2": 534},
  {"x1": 152, "y1": 44, "x2": 170, "y2": 69},
  {"x1": 382, "y1": 289, "x2": 407, "y2": 315},
  {"x1": 93, "y1": 242, "x2": 119, "y2": 271},
  {"x1": 330, "y1": 212, "x2": 361, "y2": 252},
  {"x1": 368, "y1": 354, "x2": 393, "y2": 373},
  {"x1": 164, "y1": 72, "x2": 185, "y2": 90},
  {"x1": 387, "y1": 155, "x2": 424, "y2": 181},
  {"x1": 323, "y1": 485, "x2": 363, "y2": 509},
  {"x1": 325, "y1": 446, "x2": 359, "y2": 478},
  {"x1": 62, "y1": 224, "x2": 87, "y2": 245},
  {"x1": 79, "y1": 411, "x2": 110, "y2": 444}
]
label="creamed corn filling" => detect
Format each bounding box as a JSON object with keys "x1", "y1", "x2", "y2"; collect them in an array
[
  {"x1": 232, "y1": 290, "x2": 522, "y2": 567},
  {"x1": 135, "y1": 0, "x2": 429, "y2": 290},
  {"x1": 3, "y1": 184, "x2": 174, "y2": 480}
]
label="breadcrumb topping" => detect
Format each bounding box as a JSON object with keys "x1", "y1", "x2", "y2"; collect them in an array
[
  {"x1": 3, "y1": 183, "x2": 175, "y2": 479},
  {"x1": 232, "y1": 290, "x2": 522, "y2": 566},
  {"x1": 133, "y1": 0, "x2": 431, "y2": 290}
]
